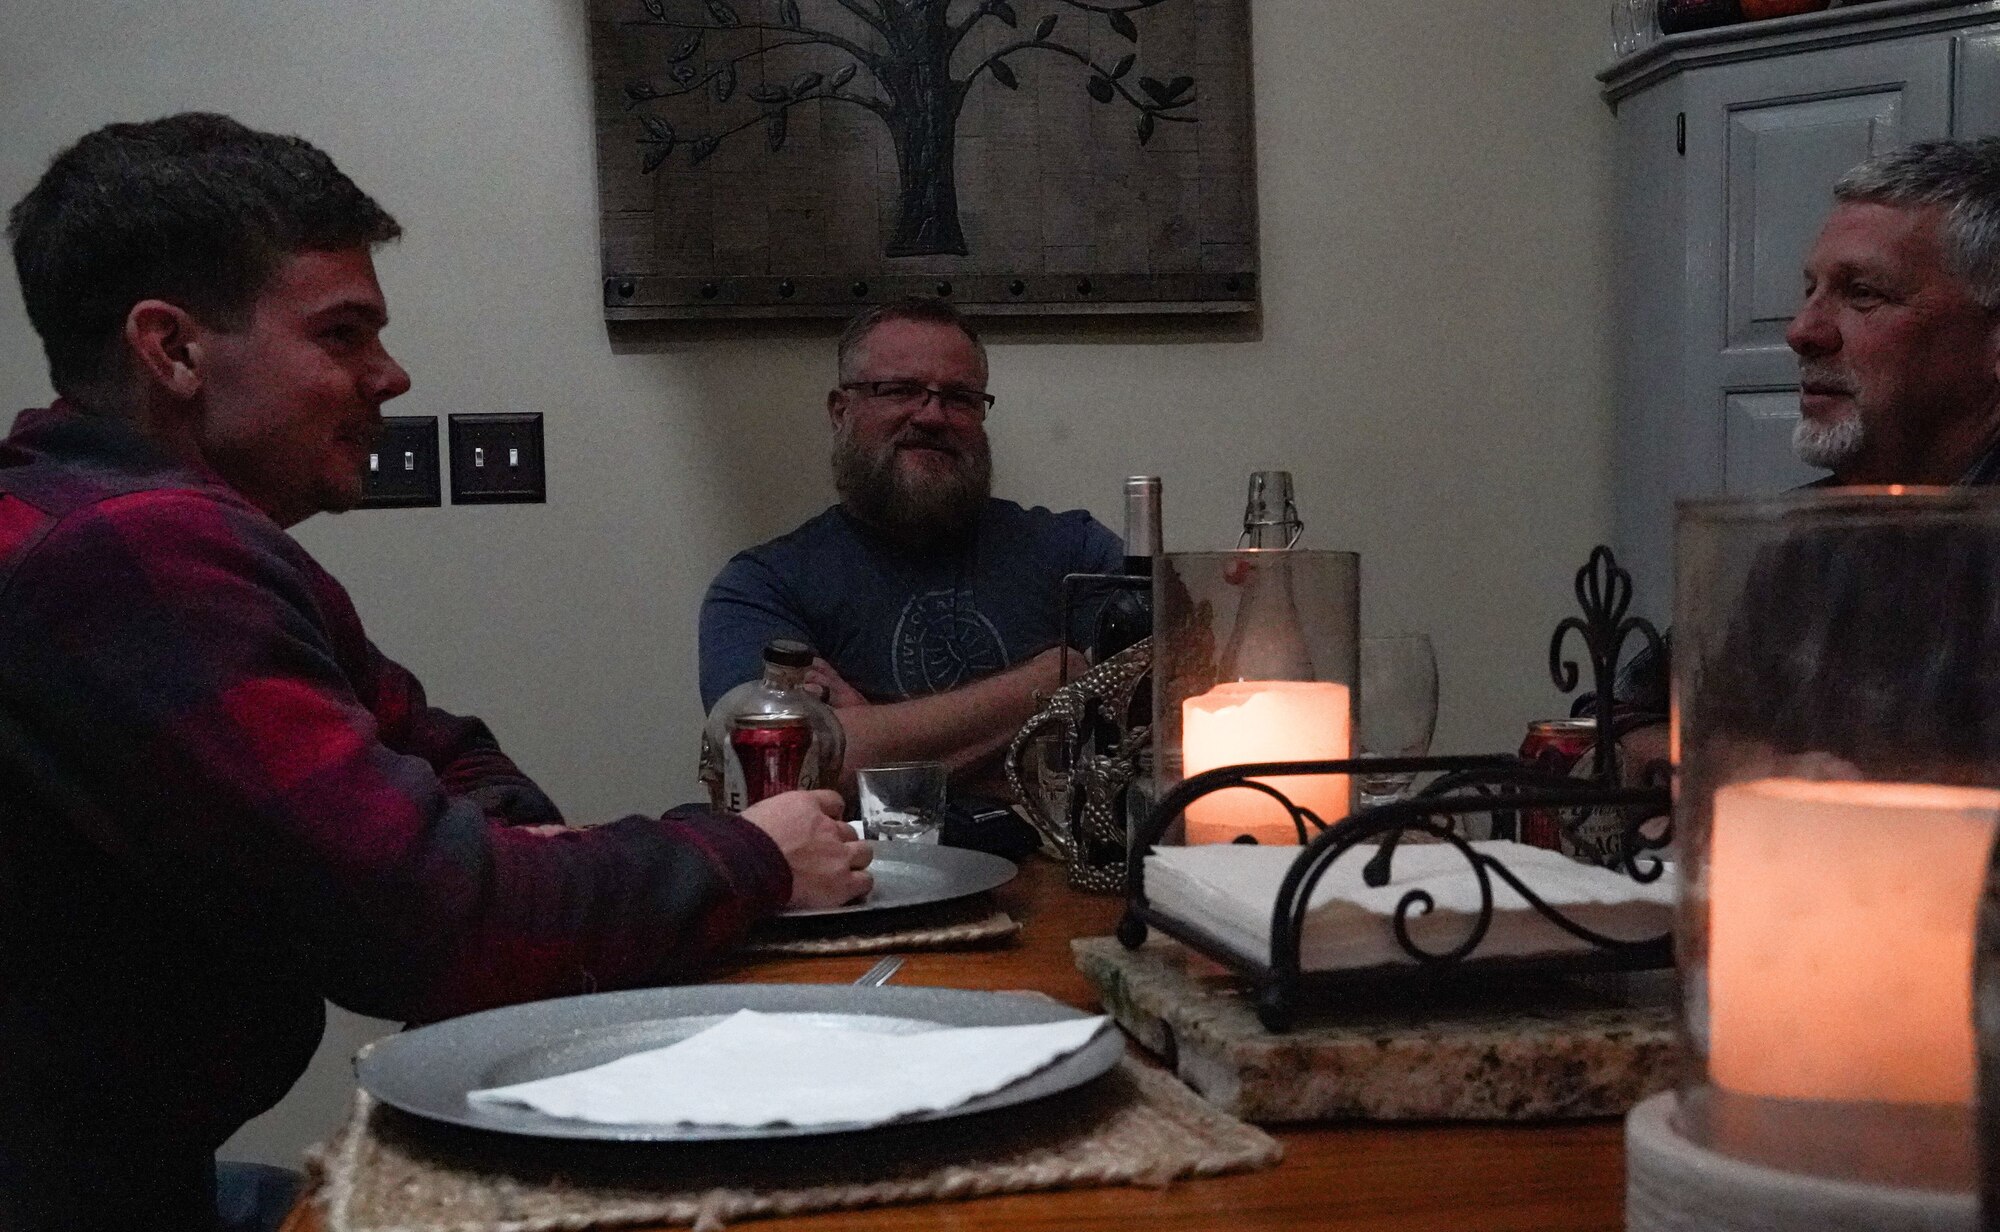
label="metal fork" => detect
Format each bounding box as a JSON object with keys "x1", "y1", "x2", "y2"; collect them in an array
[{"x1": 853, "y1": 955, "x2": 904, "y2": 987}]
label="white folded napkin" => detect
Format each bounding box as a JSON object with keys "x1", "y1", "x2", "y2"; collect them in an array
[
  {"x1": 467, "y1": 1008, "x2": 1109, "y2": 1127},
  {"x1": 1145, "y1": 840, "x2": 1675, "y2": 972}
]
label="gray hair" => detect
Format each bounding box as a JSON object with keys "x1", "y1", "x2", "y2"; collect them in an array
[
  {"x1": 1834, "y1": 137, "x2": 2000, "y2": 310},
  {"x1": 835, "y1": 298, "x2": 987, "y2": 384}
]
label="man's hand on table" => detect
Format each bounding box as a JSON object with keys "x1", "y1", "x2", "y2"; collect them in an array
[
  {"x1": 741, "y1": 788, "x2": 874, "y2": 908},
  {"x1": 807, "y1": 657, "x2": 870, "y2": 708},
  {"x1": 1617, "y1": 721, "x2": 1671, "y2": 783}
]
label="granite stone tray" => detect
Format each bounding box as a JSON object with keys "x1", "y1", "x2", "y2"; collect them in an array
[{"x1": 1074, "y1": 935, "x2": 1683, "y2": 1123}]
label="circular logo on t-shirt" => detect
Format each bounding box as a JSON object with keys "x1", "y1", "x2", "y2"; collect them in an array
[{"x1": 891, "y1": 588, "x2": 1007, "y2": 696}]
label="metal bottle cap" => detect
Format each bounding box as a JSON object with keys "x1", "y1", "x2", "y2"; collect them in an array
[
  {"x1": 763, "y1": 639, "x2": 815, "y2": 668},
  {"x1": 1123, "y1": 475, "x2": 1163, "y2": 557}
]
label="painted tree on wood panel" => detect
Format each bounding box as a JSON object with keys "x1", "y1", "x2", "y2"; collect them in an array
[{"x1": 622, "y1": 0, "x2": 1197, "y2": 257}]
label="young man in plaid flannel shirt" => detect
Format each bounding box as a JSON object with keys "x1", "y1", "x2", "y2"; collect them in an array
[{"x1": 0, "y1": 113, "x2": 873, "y2": 1232}]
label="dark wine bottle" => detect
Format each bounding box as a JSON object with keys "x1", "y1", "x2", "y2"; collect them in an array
[
  {"x1": 1091, "y1": 476, "x2": 1162, "y2": 664},
  {"x1": 1085, "y1": 477, "x2": 1162, "y2": 860}
]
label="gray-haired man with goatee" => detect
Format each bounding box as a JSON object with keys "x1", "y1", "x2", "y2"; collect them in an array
[
  {"x1": 1603, "y1": 136, "x2": 2000, "y2": 750},
  {"x1": 698, "y1": 300, "x2": 1121, "y2": 792},
  {"x1": 1788, "y1": 136, "x2": 2000, "y2": 487}
]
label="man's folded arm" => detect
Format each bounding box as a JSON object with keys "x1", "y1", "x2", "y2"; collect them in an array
[
  {"x1": 829, "y1": 646, "x2": 1081, "y2": 790},
  {"x1": 697, "y1": 552, "x2": 815, "y2": 711},
  {"x1": 0, "y1": 491, "x2": 791, "y2": 1023}
]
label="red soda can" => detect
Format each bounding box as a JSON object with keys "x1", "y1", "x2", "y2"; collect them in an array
[
  {"x1": 1516, "y1": 718, "x2": 1597, "y2": 850},
  {"x1": 729, "y1": 714, "x2": 814, "y2": 806}
]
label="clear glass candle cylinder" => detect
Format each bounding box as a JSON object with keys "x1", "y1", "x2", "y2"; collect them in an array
[
  {"x1": 1152, "y1": 549, "x2": 1359, "y2": 845},
  {"x1": 1673, "y1": 490, "x2": 2000, "y2": 1194}
]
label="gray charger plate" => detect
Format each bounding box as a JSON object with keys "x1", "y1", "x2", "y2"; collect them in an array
[
  {"x1": 783, "y1": 842, "x2": 1017, "y2": 917},
  {"x1": 357, "y1": 984, "x2": 1123, "y2": 1141}
]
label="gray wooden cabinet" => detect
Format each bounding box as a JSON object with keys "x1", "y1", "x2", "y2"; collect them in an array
[{"x1": 1599, "y1": 0, "x2": 2000, "y2": 620}]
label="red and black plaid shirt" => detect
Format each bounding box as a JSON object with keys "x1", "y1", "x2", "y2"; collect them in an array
[{"x1": 0, "y1": 403, "x2": 789, "y2": 1225}]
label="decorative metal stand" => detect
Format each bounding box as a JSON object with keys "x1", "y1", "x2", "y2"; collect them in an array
[
  {"x1": 1116, "y1": 546, "x2": 1673, "y2": 1031},
  {"x1": 1004, "y1": 569, "x2": 1154, "y2": 893}
]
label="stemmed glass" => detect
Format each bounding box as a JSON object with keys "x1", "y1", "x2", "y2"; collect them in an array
[{"x1": 1355, "y1": 634, "x2": 1440, "y2": 810}]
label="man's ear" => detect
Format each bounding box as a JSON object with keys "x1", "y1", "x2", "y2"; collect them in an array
[
  {"x1": 827, "y1": 386, "x2": 850, "y2": 432},
  {"x1": 123, "y1": 300, "x2": 204, "y2": 400}
]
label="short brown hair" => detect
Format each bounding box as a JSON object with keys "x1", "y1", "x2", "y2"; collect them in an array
[{"x1": 8, "y1": 112, "x2": 401, "y2": 397}]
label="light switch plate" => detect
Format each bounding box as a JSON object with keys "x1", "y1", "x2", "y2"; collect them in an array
[
  {"x1": 358, "y1": 416, "x2": 441, "y2": 509},
  {"x1": 448, "y1": 413, "x2": 545, "y2": 505}
]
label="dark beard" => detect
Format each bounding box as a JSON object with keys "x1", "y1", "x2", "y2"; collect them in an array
[{"x1": 832, "y1": 424, "x2": 992, "y2": 546}]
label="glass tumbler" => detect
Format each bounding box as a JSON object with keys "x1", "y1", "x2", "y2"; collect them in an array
[{"x1": 857, "y1": 761, "x2": 948, "y2": 843}]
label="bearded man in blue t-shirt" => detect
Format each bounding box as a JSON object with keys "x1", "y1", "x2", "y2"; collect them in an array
[{"x1": 698, "y1": 300, "x2": 1122, "y2": 793}]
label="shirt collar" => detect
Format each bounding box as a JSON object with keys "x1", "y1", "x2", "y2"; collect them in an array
[{"x1": 7, "y1": 399, "x2": 222, "y2": 490}]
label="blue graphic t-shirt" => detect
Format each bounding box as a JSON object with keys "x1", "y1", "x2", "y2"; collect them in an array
[{"x1": 698, "y1": 500, "x2": 1123, "y2": 710}]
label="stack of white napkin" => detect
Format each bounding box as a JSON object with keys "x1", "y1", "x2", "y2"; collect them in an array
[
  {"x1": 1144, "y1": 840, "x2": 1675, "y2": 972},
  {"x1": 468, "y1": 1008, "x2": 1108, "y2": 1127}
]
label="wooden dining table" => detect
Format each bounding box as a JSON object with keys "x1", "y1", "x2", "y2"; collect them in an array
[{"x1": 282, "y1": 854, "x2": 1628, "y2": 1232}]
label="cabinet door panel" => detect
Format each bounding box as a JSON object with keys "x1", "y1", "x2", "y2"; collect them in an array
[
  {"x1": 1954, "y1": 32, "x2": 2000, "y2": 138},
  {"x1": 1726, "y1": 90, "x2": 1904, "y2": 355}
]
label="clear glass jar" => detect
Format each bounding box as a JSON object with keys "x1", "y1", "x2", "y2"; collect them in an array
[
  {"x1": 1673, "y1": 489, "x2": 2000, "y2": 1193},
  {"x1": 699, "y1": 639, "x2": 846, "y2": 811},
  {"x1": 1151, "y1": 548, "x2": 1359, "y2": 845}
]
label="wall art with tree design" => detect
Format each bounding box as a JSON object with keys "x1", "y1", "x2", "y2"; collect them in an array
[{"x1": 589, "y1": 0, "x2": 1256, "y2": 319}]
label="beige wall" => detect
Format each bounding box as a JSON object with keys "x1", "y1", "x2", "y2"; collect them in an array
[{"x1": 0, "y1": 0, "x2": 1618, "y2": 1167}]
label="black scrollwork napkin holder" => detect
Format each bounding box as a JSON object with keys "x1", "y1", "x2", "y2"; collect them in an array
[{"x1": 1117, "y1": 547, "x2": 1674, "y2": 1031}]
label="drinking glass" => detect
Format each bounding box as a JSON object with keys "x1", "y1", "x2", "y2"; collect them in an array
[
  {"x1": 1355, "y1": 634, "x2": 1439, "y2": 809},
  {"x1": 1610, "y1": 0, "x2": 1659, "y2": 57},
  {"x1": 857, "y1": 761, "x2": 948, "y2": 843}
]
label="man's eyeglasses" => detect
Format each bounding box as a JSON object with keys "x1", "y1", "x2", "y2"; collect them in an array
[{"x1": 841, "y1": 380, "x2": 995, "y2": 419}]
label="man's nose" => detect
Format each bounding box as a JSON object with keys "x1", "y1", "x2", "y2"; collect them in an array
[
  {"x1": 371, "y1": 348, "x2": 413, "y2": 403},
  {"x1": 906, "y1": 391, "x2": 954, "y2": 428},
  {"x1": 1786, "y1": 293, "x2": 1836, "y2": 358}
]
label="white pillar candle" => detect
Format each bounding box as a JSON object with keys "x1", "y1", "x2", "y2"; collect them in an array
[
  {"x1": 1708, "y1": 777, "x2": 2000, "y2": 1105},
  {"x1": 1181, "y1": 680, "x2": 1351, "y2": 845}
]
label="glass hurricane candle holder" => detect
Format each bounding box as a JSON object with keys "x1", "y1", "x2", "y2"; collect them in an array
[
  {"x1": 1645, "y1": 489, "x2": 2000, "y2": 1229},
  {"x1": 1151, "y1": 548, "x2": 1359, "y2": 846}
]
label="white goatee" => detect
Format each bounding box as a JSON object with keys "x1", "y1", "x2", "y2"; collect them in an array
[{"x1": 1793, "y1": 411, "x2": 1866, "y2": 470}]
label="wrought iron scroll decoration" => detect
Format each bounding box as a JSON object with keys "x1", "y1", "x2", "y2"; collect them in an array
[
  {"x1": 1545, "y1": 545, "x2": 1673, "y2": 881},
  {"x1": 1550, "y1": 544, "x2": 1668, "y2": 786},
  {"x1": 1401, "y1": 759, "x2": 1673, "y2": 886},
  {"x1": 1271, "y1": 789, "x2": 1673, "y2": 969},
  {"x1": 1351, "y1": 548, "x2": 1671, "y2": 887},
  {"x1": 1120, "y1": 763, "x2": 1672, "y2": 1029},
  {"x1": 1120, "y1": 755, "x2": 1518, "y2": 907},
  {"x1": 1116, "y1": 543, "x2": 1676, "y2": 1030}
]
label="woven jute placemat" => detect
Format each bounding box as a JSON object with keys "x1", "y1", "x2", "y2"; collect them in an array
[
  {"x1": 307, "y1": 1058, "x2": 1281, "y2": 1232},
  {"x1": 739, "y1": 893, "x2": 1019, "y2": 957}
]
